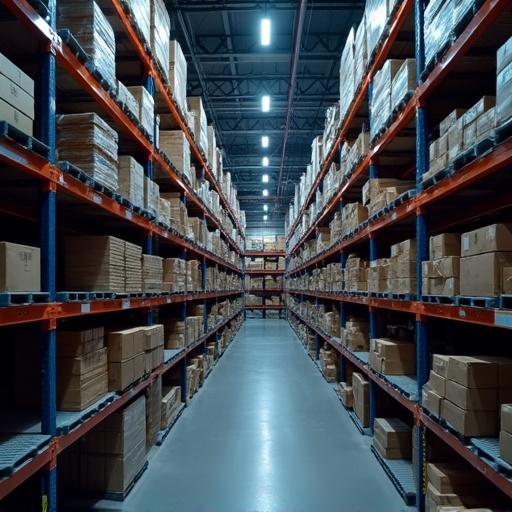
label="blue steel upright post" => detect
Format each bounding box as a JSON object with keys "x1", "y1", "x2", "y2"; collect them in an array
[
  {"x1": 338, "y1": 199, "x2": 347, "y2": 383},
  {"x1": 180, "y1": 194, "x2": 188, "y2": 405},
  {"x1": 37, "y1": 1, "x2": 57, "y2": 510},
  {"x1": 415, "y1": 0, "x2": 429, "y2": 509}
]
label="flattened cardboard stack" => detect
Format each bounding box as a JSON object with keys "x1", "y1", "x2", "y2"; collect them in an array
[
  {"x1": 163, "y1": 258, "x2": 186, "y2": 292},
  {"x1": 158, "y1": 197, "x2": 171, "y2": 226},
  {"x1": 142, "y1": 254, "x2": 163, "y2": 293},
  {"x1": 64, "y1": 236, "x2": 125, "y2": 293},
  {"x1": 159, "y1": 130, "x2": 191, "y2": 181},
  {"x1": 145, "y1": 375, "x2": 162, "y2": 450},
  {"x1": 423, "y1": 233, "x2": 460, "y2": 296},
  {"x1": 82, "y1": 396, "x2": 147, "y2": 495},
  {"x1": 118, "y1": 156, "x2": 144, "y2": 209},
  {"x1": 150, "y1": 0, "x2": 170, "y2": 81},
  {"x1": 186, "y1": 316, "x2": 203, "y2": 345},
  {"x1": 127, "y1": 86, "x2": 155, "y2": 136},
  {"x1": 0, "y1": 242, "x2": 40, "y2": 292},
  {"x1": 373, "y1": 418, "x2": 412, "y2": 460},
  {"x1": 125, "y1": 241, "x2": 142, "y2": 293},
  {"x1": 57, "y1": 328, "x2": 108, "y2": 411},
  {"x1": 369, "y1": 337, "x2": 415, "y2": 376},
  {"x1": 58, "y1": 0, "x2": 116, "y2": 89},
  {"x1": 106, "y1": 327, "x2": 145, "y2": 391},
  {"x1": 169, "y1": 40, "x2": 187, "y2": 114},
  {"x1": 188, "y1": 96, "x2": 208, "y2": 155},
  {"x1": 57, "y1": 113, "x2": 119, "y2": 191},
  {"x1": 161, "y1": 386, "x2": 182, "y2": 430},
  {"x1": 144, "y1": 177, "x2": 160, "y2": 218},
  {"x1": 0, "y1": 50, "x2": 35, "y2": 136},
  {"x1": 126, "y1": 0, "x2": 150, "y2": 45},
  {"x1": 116, "y1": 80, "x2": 139, "y2": 119},
  {"x1": 163, "y1": 318, "x2": 185, "y2": 349},
  {"x1": 352, "y1": 372, "x2": 369, "y2": 428}
]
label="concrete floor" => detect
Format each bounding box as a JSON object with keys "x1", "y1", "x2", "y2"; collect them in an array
[{"x1": 122, "y1": 319, "x2": 411, "y2": 512}]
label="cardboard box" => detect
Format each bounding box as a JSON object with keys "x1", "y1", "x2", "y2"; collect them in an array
[
  {"x1": 0, "y1": 72, "x2": 34, "y2": 119},
  {"x1": 427, "y1": 463, "x2": 482, "y2": 494},
  {"x1": 338, "y1": 382, "x2": 353, "y2": 408},
  {"x1": 447, "y1": 356, "x2": 497, "y2": 389},
  {"x1": 441, "y1": 399, "x2": 498, "y2": 437},
  {"x1": 0, "y1": 96, "x2": 33, "y2": 135},
  {"x1": 422, "y1": 387, "x2": 442, "y2": 418},
  {"x1": 439, "y1": 109, "x2": 467, "y2": 137},
  {"x1": 0, "y1": 241, "x2": 40, "y2": 292},
  {"x1": 427, "y1": 370, "x2": 446, "y2": 397},
  {"x1": 500, "y1": 430, "x2": 512, "y2": 464},
  {"x1": 497, "y1": 60, "x2": 512, "y2": 125},
  {"x1": 501, "y1": 403, "x2": 512, "y2": 433},
  {"x1": 0, "y1": 50, "x2": 34, "y2": 96},
  {"x1": 460, "y1": 252, "x2": 512, "y2": 296},
  {"x1": 461, "y1": 223, "x2": 512, "y2": 257},
  {"x1": 352, "y1": 372, "x2": 369, "y2": 427},
  {"x1": 429, "y1": 234, "x2": 460, "y2": 260},
  {"x1": 374, "y1": 417, "x2": 412, "y2": 458},
  {"x1": 108, "y1": 358, "x2": 135, "y2": 391},
  {"x1": 445, "y1": 380, "x2": 497, "y2": 411},
  {"x1": 433, "y1": 354, "x2": 449, "y2": 377},
  {"x1": 107, "y1": 329, "x2": 135, "y2": 362}
]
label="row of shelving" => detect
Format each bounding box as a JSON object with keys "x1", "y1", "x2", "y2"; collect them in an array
[
  {"x1": 1, "y1": 0, "x2": 244, "y2": 256},
  {"x1": 286, "y1": 306, "x2": 512, "y2": 500},
  {"x1": 0, "y1": 309, "x2": 244, "y2": 502}
]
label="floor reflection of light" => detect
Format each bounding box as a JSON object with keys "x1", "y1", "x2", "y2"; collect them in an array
[{"x1": 256, "y1": 388, "x2": 275, "y2": 510}]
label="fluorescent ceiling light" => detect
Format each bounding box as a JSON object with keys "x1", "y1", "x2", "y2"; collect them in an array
[
  {"x1": 262, "y1": 156, "x2": 269, "y2": 167},
  {"x1": 262, "y1": 189, "x2": 269, "y2": 197},
  {"x1": 261, "y1": 135, "x2": 269, "y2": 148},
  {"x1": 262, "y1": 174, "x2": 269, "y2": 183},
  {"x1": 261, "y1": 95, "x2": 270, "y2": 112},
  {"x1": 261, "y1": 19, "x2": 271, "y2": 46},
  {"x1": 263, "y1": 214, "x2": 268, "y2": 221},
  {"x1": 263, "y1": 204, "x2": 268, "y2": 212}
]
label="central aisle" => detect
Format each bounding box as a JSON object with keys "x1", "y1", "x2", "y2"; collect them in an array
[{"x1": 124, "y1": 319, "x2": 411, "y2": 512}]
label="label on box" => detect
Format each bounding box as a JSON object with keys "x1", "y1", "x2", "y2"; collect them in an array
[
  {"x1": 122, "y1": 299, "x2": 130, "y2": 309},
  {"x1": 80, "y1": 303, "x2": 90, "y2": 313}
]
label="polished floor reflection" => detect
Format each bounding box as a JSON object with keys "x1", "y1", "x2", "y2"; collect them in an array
[{"x1": 123, "y1": 319, "x2": 411, "y2": 512}]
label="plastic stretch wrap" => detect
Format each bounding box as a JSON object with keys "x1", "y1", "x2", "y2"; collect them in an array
[
  {"x1": 311, "y1": 136, "x2": 323, "y2": 178},
  {"x1": 127, "y1": 86, "x2": 155, "y2": 137},
  {"x1": 150, "y1": 0, "x2": 170, "y2": 81},
  {"x1": 339, "y1": 27, "x2": 355, "y2": 124},
  {"x1": 127, "y1": 0, "x2": 150, "y2": 46},
  {"x1": 169, "y1": 40, "x2": 188, "y2": 113},
  {"x1": 158, "y1": 198, "x2": 171, "y2": 226},
  {"x1": 58, "y1": 1, "x2": 116, "y2": 90},
  {"x1": 207, "y1": 126, "x2": 217, "y2": 177},
  {"x1": 424, "y1": 0, "x2": 454, "y2": 69},
  {"x1": 390, "y1": 58, "x2": 415, "y2": 113},
  {"x1": 159, "y1": 130, "x2": 191, "y2": 180},
  {"x1": 118, "y1": 156, "x2": 144, "y2": 208},
  {"x1": 346, "y1": 130, "x2": 369, "y2": 174},
  {"x1": 57, "y1": 113, "x2": 119, "y2": 191},
  {"x1": 144, "y1": 177, "x2": 160, "y2": 217},
  {"x1": 453, "y1": 0, "x2": 476, "y2": 32},
  {"x1": 365, "y1": 0, "x2": 388, "y2": 61},
  {"x1": 116, "y1": 80, "x2": 139, "y2": 120},
  {"x1": 354, "y1": 15, "x2": 368, "y2": 94},
  {"x1": 323, "y1": 104, "x2": 340, "y2": 161},
  {"x1": 188, "y1": 97, "x2": 208, "y2": 155}
]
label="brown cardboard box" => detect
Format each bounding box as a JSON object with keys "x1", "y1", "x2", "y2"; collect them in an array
[
  {"x1": 0, "y1": 98, "x2": 33, "y2": 135},
  {"x1": 57, "y1": 364, "x2": 108, "y2": 411},
  {"x1": 447, "y1": 356, "x2": 497, "y2": 389},
  {"x1": 460, "y1": 252, "x2": 512, "y2": 296},
  {"x1": 106, "y1": 330, "x2": 135, "y2": 362},
  {"x1": 502, "y1": 267, "x2": 512, "y2": 294},
  {"x1": 352, "y1": 372, "x2": 369, "y2": 427},
  {"x1": 479, "y1": 356, "x2": 512, "y2": 388},
  {"x1": 374, "y1": 417, "x2": 412, "y2": 459},
  {"x1": 429, "y1": 234, "x2": 460, "y2": 260},
  {"x1": 108, "y1": 358, "x2": 134, "y2": 391},
  {"x1": 427, "y1": 463, "x2": 482, "y2": 494},
  {"x1": 133, "y1": 353, "x2": 145, "y2": 379},
  {"x1": 439, "y1": 109, "x2": 467, "y2": 137},
  {"x1": 445, "y1": 380, "x2": 497, "y2": 411},
  {"x1": 0, "y1": 242, "x2": 40, "y2": 292},
  {"x1": 433, "y1": 354, "x2": 450, "y2": 377},
  {"x1": 373, "y1": 436, "x2": 409, "y2": 460},
  {"x1": 500, "y1": 430, "x2": 512, "y2": 464},
  {"x1": 0, "y1": 73, "x2": 34, "y2": 119},
  {"x1": 497, "y1": 60, "x2": 512, "y2": 124},
  {"x1": 427, "y1": 370, "x2": 446, "y2": 397},
  {"x1": 461, "y1": 223, "x2": 512, "y2": 257},
  {"x1": 338, "y1": 382, "x2": 353, "y2": 408},
  {"x1": 501, "y1": 404, "x2": 512, "y2": 433},
  {"x1": 0, "y1": 50, "x2": 35, "y2": 96},
  {"x1": 441, "y1": 399, "x2": 498, "y2": 437},
  {"x1": 422, "y1": 387, "x2": 442, "y2": 418}
]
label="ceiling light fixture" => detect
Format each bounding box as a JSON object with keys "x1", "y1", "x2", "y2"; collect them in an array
[
  {"x1": 260, "y1": 18, "x2": 271, "y2": 46},
  {"x1": 261, "y1": 135, "x2": 269, "y2": 148},
  {"x1": 262, "y1": 174, "x2": 269, "y2": 183},
  {"x1": 261, "y1": 95, "x2": 270, "y2": 112},
  {"x1": 262, "y1": 189, "x2": 268, "y2": 197},
  {"x1": 262, "y1": 156, "x2": 269, "y2": 167},
  {"x1": 263, "y1": 204, "x2": 268, "y2": 212},
  {"x1": 263, "y1": 214, "x2": 268, "y2": 221}
]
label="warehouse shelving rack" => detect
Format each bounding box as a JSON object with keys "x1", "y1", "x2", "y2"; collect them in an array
[
  {"x1": 0, "y1": 0, "x2": 246, "y2": 509},
  {"x1": 284, "y1": 0, "x2": 512, "y2": 508}
]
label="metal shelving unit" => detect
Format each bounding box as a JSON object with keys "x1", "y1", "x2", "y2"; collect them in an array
[
  {"x1": 285, "y1": 0, "x2": 512, "y2": 508},
  {"x1": 0, "y1": 1, "x2": 247, "y2": 508}
]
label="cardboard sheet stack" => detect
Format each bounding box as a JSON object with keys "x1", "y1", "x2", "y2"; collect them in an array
[
  {"x1": 58, "y1": 0, "x2": 116, "y2": 89},
  {"x1": 141, "y1": 255, "x2": 163, "y2": 293},
  {"x1": 57, "y1": 113, "x2": 119, "y2": 191},
  {"x1": 150, "y1": 0, "x2": 170, "y2": 81},
  {"x1": 352, "y1": 372, "x2": 369, "y2": 427},
  {"x1": 422, "y1": 233, "x2": 460, "y2": 296},
  {"x1": 118, "y1": 156, "x2": 144, "y2": 209},
  {"x1": 319, "y1": 344, "x2": 338, "y2": 383},
  {"x1": 0, "y1": 50, "x2": 35, "y2": 136},
  {"x1": 64, "y1": 236, "x2": 126, "y2": 293},
  {"x1": 188, "y1": 96, "x2": 208, "y2": 155},
  {"x1": 124, "y1": 241, "x2": 142, "y2": 293},
  {"x1": 160, "y1": 130, "x2": 191, "y2": 181},
  {"x1": 423, "y1": 354, "x2": 512, "y2": 437},
  {"x1": 158, "y1": 197, "x2": 171, "y2": 226},
  {"x1": 169, "y1": 40, "x2": 187, "y2": 114},
  {"x1": 390, "y1": 59, "x2": 416, "y2": 113},
  {"x1": 126, "y1": 0, "x2": 150, "y2": 45},
  {"x1": 370, "y1": 338, "x2": 415, "y2": 375},
  {"x1": 373, "y1": 418, "x2": 412, "y2": 460},
  {"x1": 145, "y1": 375, "x2": 162, "y2": 450},
  {"x1": 186, "y1": 315, "x2": 204, "y2": 345},
  {"x1": 144, "y1": 177, "x2": 160, "y2": 218},
  {"x1": 163, "y1": 258, "x2": 186, "y2": 293},
  {"x1": 57, "y1": 328, "x2": 108, "y2": 411},
  {"x1": 389, "y1": 239, "x2": 416, "y2": 294},
  {"x1": 163, "y1": 319, "x2": 185, "y2": 349},
  {"x1": 161, "y1": 386, "x2": 182, "y2": 430},
  {"x1": 127, "y1": 86, "x2": 155, "y2": 136},
  {"x1": 116, "y1": 80, "x2": 139, "y2": 120},
  {"x1": 187, "y1": 259, "x2": 202, "y2": 292}
]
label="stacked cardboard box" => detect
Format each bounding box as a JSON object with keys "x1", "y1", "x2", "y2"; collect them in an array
[
  {"x1": 185, "y1": 315, "x2": 203, "y2": 345},
  {"x1": 187, "y1": 361, "x2": 199, "y2": 399},
  {"x1": 57, "y1": 113, "x2": 119, "y2": 191},
  {"x1": 163, "y1": 258, "x2": 186, "y2": 293},
  {"x1": 460, "y1": 223, "x2": 512, "y2": 296},
  {"x1": 145, "y1": 375, "x2": 162, "y2": 450},
  {"x1": 339, "y1": 27, "x2": 355, "y2": 124},
  {"x1": 422, "y1": 354, "x2": 449, "y2": 418},
  {"x1": 84, "y1": 396, "x2": 147, "y2": 494},
  {"x1": 319, "y1": 344, "x2": 338, "y2": 383},
  {"x1": 159, "y1": 130, "x2": 191, "y2": 181},
  {"x1": 186, "y1": 259, "x2": 202, "y2": 292},
  {"x1": 500, "y1": 404, "x2": 512, "y2": 464},
  {"x1": 158, "y1": 197, "x2": 171, "y2": 226},
  {"x1": 389, "y1": 239, "x2": 416, "y2": 294},
  {"x1": 57, "y1": 328, "x2": 108, "y2": 411},
  {"x1": 150, "y1": 0, "x2": 170, "y2": 81},
  {"x1": 373, "y1": 418, "x2": 412, "y2": 459},
  {"x1": 126, "y1": 0, "x2": 150, "y2": 44},
  {"x1": 64, "y1": 236, "x2": 126, "y2": 293},
  {"x1": 188, "y1": 96, "x2": 208, "y2": 155},
  {"x1": 106, "y1": 328, "x2": 145, "y2": 391},
  {"x1": 353, "y1": 372, "x2": 369, "y2": 427},
  {"x1": 497, "y1": 36, "x2": 512, "y2": 126},
  {"x1": 161, "y1": 386, "x2": 182, "y2": 430},
  {"x1": 367, "y1": 258, "x2": 390, "y2": 293},
  {"x1": 362, "y1": 178, "x2": 414, "y2": 217},
  {"x1": 343, "y1": 316, "x2": 369, "y2": 351},
  {"x1": 341, "y1": 203, "x2": 368, "y2": 238},
  {"x1": 0, "y1": 242, "x2": 40, "y2": 292},
  {"x1": 127, "y1": 86, "x2": 155, "y2": 136},
  {"x1": 163, "y1": 319, "x2": 185, "y2": 349},
  {"x1": 142, "y1": 324, "x2": 164, "y2": 372},
  {"x1": 116, "y1": 80, "x2": 139, "y2": 120},
  {"x1": 344, "y1": 254, "x2": 368, "y2": 292},
  {"x1": 390, "y1": 59, "x2": 416, "y2": 113},
  {"x1": 338, "y1": 381, "x2": 354, "y2": 408},
  {"x1": 118, "y1": 156, "x2": 144, "y2": 209},
  {"x1": 58, "y1": 1, "x2": 116, "y2": 89},
  {"x1": 144, "y1": 177, "x2": 160, "y2": 218},
  {"x1": 369, "y1": 338, "x2": 415, "y2": 375},
  {"x1": 345, "y1": 131, "x2": 369, "y2": 177},
  {"x1": 0, "y1": 50, "x2": 35, "y2": 135},
  {"x1": 125, "y1": 241, "x2": 142, "y2": 293},
  {"x1": 423, "y1": 233, "x2": 460, "y2": 296},
  {"x1": 169, "y1": 40, "x2": 187, "y2": 114}
]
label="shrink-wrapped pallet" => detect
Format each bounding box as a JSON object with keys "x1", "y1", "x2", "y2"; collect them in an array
[
  {"x1": 126, "y1": 0, "x2": 150, "y2": 46},
  {"x1": 169, "y1": 40, "x2": 187, "y2": 114},
  {"x1": 188, "y1": 96, "x2": 208, "y2": 155},
  {"x1": 125, "y1": 241, "x2": 143, "y2": 293},
  {"x1": 58, "y1": 0, "x2": 116, "y2": 90},
  {"x1": 354, "y1": 15, "x2": 367, "y2": 93},
  {"x1": 158, "y1": 197, "x2": 171, "y2": 226},
  {"x1": 159, "y1": 130, "x2": 191, "y2": 181},
  {"x1": 391, "y1": 59, "x2": 416, "y2": 113},
  {"x1": 424, "y1": 0, "x2": 454, "y2": 70},
  {"x1": 207, "y1": 126, "x2": 217, "y2": 177},
  {"x1": 339, "y1": 28, "x2": 355, "y2": 123},
  {"x1": 127, "y1": 86, "x2": 155, "y2": 137},
  {"x1": 150, "y1": 0, "x2": 170, "y2": 81},
  {"x1": 118, "y1": 156, "x2": 144, "y2": 209},
  {"x1": 365, "y1": 0, "x2": 388, "y2": 61},
  {"x1": 116, "y1": 80, "x2": 139, "y2": 120},
  {"x1": 144, "y1": 177, "x2": 160, "y2": 218},
  {"x1": 57, "y1": 113, "x2": 118, "y2": 191}
]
